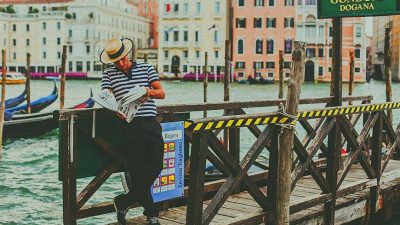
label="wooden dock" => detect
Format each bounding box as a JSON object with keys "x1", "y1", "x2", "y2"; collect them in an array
[
  {"x1": 57, "y1": 94, "x2": 400, "y2": 225},
  {"x1": 108, "y1": 160, "x2": 400, "y2": 225}
]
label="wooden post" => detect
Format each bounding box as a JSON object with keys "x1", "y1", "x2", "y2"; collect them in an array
[
  {"x1": 348, "y1": 49, "x2": 354, "y2": 106},
  {"x1": 275, "y1": 41, "x2": 305, "y2": 225},
  {"x1": 324, "y1": 17, "x2": 342, "y2": 225},
  {"x1": 224, "y1": 41, "x2": 231, "y2": 149},
  {"x1": 60, "y1": 45, "x2": 67, "y2": 109},
  {"x1": 131, "y1": 42, "x2": 136, "y2": 61},
  {"x1": 278, "y1": 50, "x2": 284, "y2": 99},
  {"x1": 0, "y1": 50, "x2": 6, "y2": 158},
  {"x1": 384, "y1": 24, "x2": 392, "y2": 127},
  {"x1": 203, "y1": 52, "x2": 208, "y2": 117},
  {"x1": 144, "y1": 53, "x2": 148, "y2": 63},
  {"x1": 186, "y1": 131, "x2": 207, "y2": 225},
  {"x1": 26, "y1": 53, "x2": 31, "y2": 114}
]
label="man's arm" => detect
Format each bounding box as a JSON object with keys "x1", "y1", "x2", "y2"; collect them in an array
[{"x1": 147, "y1": 81, "x2": 165, "y2": 99}]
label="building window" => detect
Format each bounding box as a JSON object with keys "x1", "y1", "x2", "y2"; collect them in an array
[
  {"x1": 69, "y1": 30, "x2": 72, "y2": 38},
  {"x1": 284, "y1": 39, "x2": 292, "y2": 54},
  {"x1": 255, "y1": 39, "x2": 263, "y2": 54},
  {"x1": 196, "y1": 51, "x2": 200, "y2": 58},
  {"x1": 173, "y1": 3, "x2": 179, "y2": 13},
  {"x1": 68, "y1": 62, "x2": 73, "y2": 72},
  {"x1": 26, "y1": 39, "x2": 30, "y2": 46},
  {"x1": 58, "y1": 52, "x2": 61, "y2": 59},
  {"x1": 238, "y1": 39, "x2": 244, "y2": 54},
  {"x1": 87, "y1": 61, "x2": 91, "y2": 71},
  {"x1": 285, "y1": 0, "x2": 294, "y2": 6},
  {"x1": 196, "y1": 2, "x2": 201, "y2": 14},
  {"x1": 267, "y1": 18, "x2": 276, "y2": 28},
  {"x1": 329, "y1": 48, "x2": 332, "y2": 57},
  {"x1": 268, "y1": 72, "x2": 274, "y2": 78},
  {"x1": 355, "y1": 49, "x2": 361, "y2": 58},
  {"x1": 57, "y1": 22, "x2": 61, "y2": 29},
  {"x1": 355, "y1": 26, "x2": 362, "y2": 38},
  {"x1": 183, "y1": 50, "x2": 188, "y2": 58},
  {"x1": 268, "y1": 0, "x2": 275, "y2": 6},
  {"x1": 236, "y1": 62, "x2": 246, "y2": 69},
  {"x1": 355, "y1": 67, "x2": 360, "y2": 73},
  {"x1": 254, "y1": 0, "x2": 264, "y2": 6},
  {"x1": 164, "y1": 50, "x2": 169, "y2": 58},
  {"x1": 253, "y1": 61, "x2": 264, "y2": 69},
  {"x1": 76, "y1": 61, "x2": 83, "y2": 72},
  {"x1": 12, "y1": 24, "x2": 16, "y2": 32},
  {"x1": 238, "y1": 0, "x2": 245, "y2": 6},
  {"x1": 215, "y1": 51, "x2": 219, "y2": 58},
  {"x1": 13, "y1": 39, "x2": 16, "y2": 46},
  {"x1": 195, "y1": 31, "x2": 199, "y2": 42},
  {"x1": 43, "y1": 52, "x2": 46, "y2": 59},
  {"x1": 305, "y1": 0, "x2": 316, "y2": 5},
  {"x1": 238, "y1": 72, "x2": 244, "y2": 78},
  {"x1": 254, "y1": 18, "x2": 262, "y2": 28},
  {"x1": 183, "y1": 3, "x2": 189, "y2": 15},
  {"x1": 163, "y1": 65, "x2": 169, "y2": 72},
  {"x1": 13, "y1": 52, "x2": 16, "y2": 60},
  {"x1": 214, "y1": 30, "x2": 220, "y2": 43},
  {"x1": 69, "y1": 46, "x2": 73, "y2": 53},
  {"x1": 266, "y1": 61, "x2": 275, "y2": 68},
  {"x1": 329, "y1": 27, "x2": 333, "y2": 37},
  {"x1": 42, "y1": 22, "x2": 46, "y2": 30},
  {"x1": 86, "y1": 45, "x2": 90, "y2": 54},
  {"x1": 42, "y1": 38, "x2": 46, "y2": 45},
  {"x1": 26, "y1": 24, "x2": 30, "y2": 32},
  {"x1": 164, "y1": 31, "x2": 169, "y2": 42},
  {"x1": 285, "y1": 73, "x2": 291, "y2": 77},
  {"x1": 173, "y1": 31, "x2": 179, "y2": 41},
  {"x1": 215, "y1": 1, "x2": 220, "y2": 13},
  {"x1": 57, "y1": 37, "x2": 61, "y2": 45},
  {"x1": 184, "y1": 30, "x2": 188, "y2": 41},
  {"x1": 306, "y1": 48, "x2": 315, "y2": 57},
  {"x1": 284, "y1": 62, "x2": 291, "y2": 69},
  {"x1": 236, "y1": 18, "x2": 246, "y2": 28},
  {"x1": 284, "y1": 18, "x2": 294, "y2": 28},
  {"x1": 318, "y1": 48, "x2": 324, "y2": 57},
  {"x1": 183, "y1": 65, "x2": 188, "y2": 72},
  {"x1": 318, "y1": 66, "x2": 323, "y2": 76},
  {"x1": 267, "y1": 39, "x2": 274, "y2": 54}
]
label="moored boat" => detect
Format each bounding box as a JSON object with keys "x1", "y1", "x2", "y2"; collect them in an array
[{"x1": 0, "y1": 72, "x2": 26, "y2": 85}]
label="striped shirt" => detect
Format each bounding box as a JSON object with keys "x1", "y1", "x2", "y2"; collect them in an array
[{"x1": 101, "y1": 62, "x2": 159, "y2": 117}]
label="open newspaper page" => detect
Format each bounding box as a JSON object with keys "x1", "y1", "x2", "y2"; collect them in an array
[{"x1": 92, "y1": 86, "x2": 148, "y2": 123}]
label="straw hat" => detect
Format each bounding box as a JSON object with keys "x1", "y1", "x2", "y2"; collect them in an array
[{"x1": 100, "y1": 38, "x2": 133, "y2": 64}]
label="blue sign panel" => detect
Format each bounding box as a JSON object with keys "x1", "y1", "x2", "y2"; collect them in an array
[{"x1": 152, "y1": 121, "x2": 185, "y2": 202}]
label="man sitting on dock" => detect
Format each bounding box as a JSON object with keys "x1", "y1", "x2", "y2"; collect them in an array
[{"x1": 100, "y1": 38, "x2": 166, "y2": 225}]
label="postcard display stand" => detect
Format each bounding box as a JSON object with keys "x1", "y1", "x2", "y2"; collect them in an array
[{"x1": 152, "y1": 121, "x2": 185, "y2": 202}]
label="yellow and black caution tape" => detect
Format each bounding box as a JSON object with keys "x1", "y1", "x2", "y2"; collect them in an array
[
  {"x1": 184, "y1": 102, "x2": 400, "y2": 132},
  {"x1": 184, "y1": 113, "x2": 295, "y2": 132},
  {"x1": 297, "y1": 102, "x2": 400, "y2": 120}
]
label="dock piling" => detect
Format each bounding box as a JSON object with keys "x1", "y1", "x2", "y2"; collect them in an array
[
  {"x1": 26, "y1": 53, "x2": 31, "y2": 114},
  {"x1": 384, "y1": 24, "x2": 392, "y2": 127},
  {"x1": 60, "y1": 45, "x2": 67, "y2": 109},
  {"x1": 0, "y1": 49, "x2": 6, "y2": 159},
  {"x1": 204, "y1": 52, "x2": 208, "y2": 117}
]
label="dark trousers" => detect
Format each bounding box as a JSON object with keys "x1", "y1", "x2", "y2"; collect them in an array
[{"x1": 119, "y1": 117, "x2": 164, "y2": 217}]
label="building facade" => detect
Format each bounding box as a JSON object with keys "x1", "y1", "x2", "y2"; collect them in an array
[
  {"x1": 371, "y1": 16, "x2": 400, "y2": 81},
  {"x1": 0, "y1": 0, "x2": 151, "y2": 77},
  {"x1": 295, "y1": 0, "x2": 367, "y2": 82},
  {"x1": 138, "y1": 0, "x2": 158, "y2": 49},
  {"x1": 232, "y1": 0, "x2": 296, "y2": 81},
  {"x1": 157, "y1": 0, "x2": 226, "y2": 77}
]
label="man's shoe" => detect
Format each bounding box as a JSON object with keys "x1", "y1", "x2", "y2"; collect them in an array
[
  {"x1": 113, "y1": 196, "x2": 128, "y2": 225},
  {"x1": 147, "y1": 217, "x2": 161, "y2": 225}
]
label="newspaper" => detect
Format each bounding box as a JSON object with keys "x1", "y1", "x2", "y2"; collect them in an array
[{"x1": 92, "y1": 86, "x2": 148, "y2": 123}]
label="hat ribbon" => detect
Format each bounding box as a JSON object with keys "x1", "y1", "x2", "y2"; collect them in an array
[{"x1": 108, "y1": 44, "x2": 125, "y2": 59}]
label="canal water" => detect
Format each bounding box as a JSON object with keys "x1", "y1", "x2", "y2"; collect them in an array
[{"x1": 0, "y1": 79, "x2": 399, "y2": 224}]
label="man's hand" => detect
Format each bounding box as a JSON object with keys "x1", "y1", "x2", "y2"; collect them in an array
[{"x1": 116, "y1": 111, "x2": 126, "y2": 120}]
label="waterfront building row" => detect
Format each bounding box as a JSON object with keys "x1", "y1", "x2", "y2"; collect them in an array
[{"x1": 0, "y1": 0, "x2": 151, "y2": 78}]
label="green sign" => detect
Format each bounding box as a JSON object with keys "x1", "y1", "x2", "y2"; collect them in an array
[{"x1": 318, "y1": 0, "x2": 400, "y2": 18}]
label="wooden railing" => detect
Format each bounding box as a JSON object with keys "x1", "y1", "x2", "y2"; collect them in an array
[{"x1": 58, "y1": 95, "x2": 377, "y2": 225}]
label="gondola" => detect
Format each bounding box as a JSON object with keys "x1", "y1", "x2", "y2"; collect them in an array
[
  {"x1": 6, "y1": 82, "x2": 58, "y2": 115},
  {"x1": 5, "y1": 88, "x2": 27, "y2": 108},
  {"x1": 3, "y1": 94, "x2": 95, "y2": 138},
  {"x1": 238, "y1": 76, "x2": 274, "y2": 85}
]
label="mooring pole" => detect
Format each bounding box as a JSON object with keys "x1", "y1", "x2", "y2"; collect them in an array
[
  {"x1": 144, "y1": 53, "x2": 148, "y2": 63},
  {"x1": 223, "y1": 40, "x2": 231, "y2": 149},
  {"x1": 275, "y1": 41, "x2": 305, "y2": 225},
  {"x1": 0, "y1": 50, "x2": 6, "y2": 159},
  {"x1": 60, "y1": 45, "x2": 67, "y2": 109},
  {"x1": 26, "y1": 53, "x2": 31, "y2": 114},
  {"x1": 278, "y1": 50, "x2": 284, "y2": 99},
  {"x1": 324, "y1": 17, "x2": 342, "y2": 225},
  {"x1": 348, "y1": 49, "x2": 354, "y2": 121},
  {"x1": 204, "y1": 52, "x2": 208, "y2": 117},
  {"x1": 384, "y1": 23, "x2": 392, "y2": 126}
]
